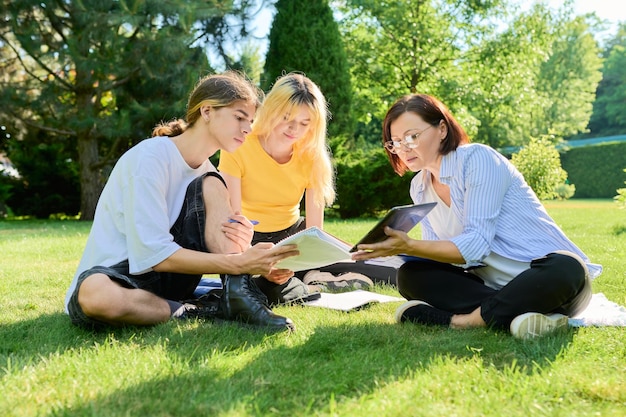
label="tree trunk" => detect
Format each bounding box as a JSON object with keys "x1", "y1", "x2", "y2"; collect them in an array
[
  {"x1": 74, "y1": 58, "x2": 103, "y2": 221},
  {"x1": 77, "y1": 133, "x2": 102, "y2": 221}
]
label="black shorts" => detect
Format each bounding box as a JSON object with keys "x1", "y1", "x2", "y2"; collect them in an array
[{"x1": 252, "y1": 217, "x2": 305, "y2": 245}]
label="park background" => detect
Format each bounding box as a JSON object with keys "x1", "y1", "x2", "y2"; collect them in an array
[
  {"x1": 1, "y1": 0, "x2": 626, "y2": 220},
  {"x1": 1, "y1": 2, "x2": 626, "y2": 416}
]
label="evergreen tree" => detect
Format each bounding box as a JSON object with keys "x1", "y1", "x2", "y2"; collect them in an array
[
  {"x1": 0, "y1": 0, "x2": 251, "y2": 219},
  {"x1": 262, "y1": 0, "x2": 353, "y2": 138}
]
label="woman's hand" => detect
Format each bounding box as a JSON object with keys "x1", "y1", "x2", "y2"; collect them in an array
[{"x1": 351, "y1": 226, "x2": 412, "y2": 260}]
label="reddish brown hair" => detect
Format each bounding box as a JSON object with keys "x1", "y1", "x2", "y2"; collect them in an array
[{"x1": 382, "y1": 94, "x2": 470, "y2": 175}]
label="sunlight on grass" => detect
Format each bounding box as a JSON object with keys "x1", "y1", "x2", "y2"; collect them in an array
[{"x1": 1, "y1": 200, "x2": 625, "y2": 416}]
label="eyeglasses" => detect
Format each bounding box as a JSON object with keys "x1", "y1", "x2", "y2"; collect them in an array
[{"x1": 384, "y1": 125, "x2": 435, "y2": 154}]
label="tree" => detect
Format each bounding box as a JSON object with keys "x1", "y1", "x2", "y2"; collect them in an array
[
  {"x1": 588, "y1": 23, "x2": 626, "y2": 136},
  {"x1": 262, "y1": 0, "x2": 353, "y2": 138},
  {"x1": 336, "y1": 0, "x2": 505, "y2": 145},
  {"x1": 534, "y1": 15, "x2": 602, "y2": 139},
  {"x1": 0, "y1": 0, "x2": 252, "y2": 219},
  {"x1": 464, "y1": 4, "x2": 602, "y2": 148},
  {"x1": 460, "y1": 4, "x2": 555, "y2": 148},
  {"x1": 337, "y1": 0, "x2": 602, "y2": 149}
]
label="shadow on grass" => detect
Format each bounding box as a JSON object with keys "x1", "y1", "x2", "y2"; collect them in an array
[
  {"x1": 32, "y1": 317, "x2": 576, "y2": 417},
  {"x1": 0, "y1": 312, "x2": 104, "y2": 359},
  {"x1": 0, "y1": 312, "x2": 273, "y2": 366},
  {"x1": 612, "y1": 224, "x2": 626, "y2": 236}
]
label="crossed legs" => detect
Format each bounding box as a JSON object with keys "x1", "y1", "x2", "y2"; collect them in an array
[
  {"x1": 74, "y1": 174, "x2": 238, "y2": 327},
  {"x1": 397, "y1": 251, "x2": 591, "y2": 330}
]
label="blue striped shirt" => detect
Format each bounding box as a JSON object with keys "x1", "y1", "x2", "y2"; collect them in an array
[{"x1": 410, "y1": 143, "x2": 602, "y2": 279}]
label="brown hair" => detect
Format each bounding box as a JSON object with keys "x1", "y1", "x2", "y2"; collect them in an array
[
  {"x1": 152, "y1": 71, "x2": 263, "y2": 137},
  {"x1": 382, "y1": 94, "x2": 470, "y2": 175}
]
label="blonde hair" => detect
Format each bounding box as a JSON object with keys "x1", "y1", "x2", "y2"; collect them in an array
[
  {"x1": 152, "y1": 71, "x2": 263, "y2": 137},
  {"x1": 252, "y1": 73, "x2": 335, "y2": 207}
]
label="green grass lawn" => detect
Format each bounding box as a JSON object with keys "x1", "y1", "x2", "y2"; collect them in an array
[{"x1": 0, "y1": 199, "x2": 625, "y2": 417}]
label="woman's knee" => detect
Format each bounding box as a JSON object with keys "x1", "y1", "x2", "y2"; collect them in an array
[
  {"x1": 551, "y1": 250, "x2": 588, "y2": 273},
  {"x1": 397, "y1": 263, "x2": 425, "y2": 299},
  {"x1": 202, "y1": 173, "x2": 229, "y2": 198},
  {"x1": 549, "y1": 251, "x2": 592, "y2": 315},
  {"x1": 548, "y1": 250, "x2": 588, "y2": 286}
]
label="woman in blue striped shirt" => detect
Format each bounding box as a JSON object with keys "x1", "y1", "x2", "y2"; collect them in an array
[{"x1": 352, "y1": 94, "x2": 601, "y2": 339}]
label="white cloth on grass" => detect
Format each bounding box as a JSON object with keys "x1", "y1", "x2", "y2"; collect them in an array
[{"x1": 568, "y1": 293, "x2": 626, "y2": 327}]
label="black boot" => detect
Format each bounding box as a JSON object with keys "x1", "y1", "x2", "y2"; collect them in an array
[{"x1": 219, "y1": 274, "x2": 295, "y2": 332}]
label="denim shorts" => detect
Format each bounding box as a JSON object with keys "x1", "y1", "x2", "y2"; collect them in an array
[{"x1": 68, "y1": 171, "x2": 225, "y2": 329}]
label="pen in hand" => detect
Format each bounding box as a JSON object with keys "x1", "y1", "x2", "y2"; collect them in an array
[{"x1": 228, "y1": 219, "x2": 259, "y2": 225}]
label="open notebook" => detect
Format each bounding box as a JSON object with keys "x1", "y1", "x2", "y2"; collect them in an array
[{"x1": 273, "y1": 227, "x2": 353, "y2": 271}]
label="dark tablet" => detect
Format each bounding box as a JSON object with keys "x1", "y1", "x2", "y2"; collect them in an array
[{"x1": 349, "y1": 202, "x2": 437, "y2": 252}]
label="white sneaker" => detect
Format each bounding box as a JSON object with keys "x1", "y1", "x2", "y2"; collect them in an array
[{"x1": 510, "y1": 312, "x2": 569, "y2": 339}]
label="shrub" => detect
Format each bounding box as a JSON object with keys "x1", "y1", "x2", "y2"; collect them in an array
[
  {"x1": 333, "y1": 147, "x2": 412, "y2": 218},
  {"x1": 560, "y1": 141, "x2": 626, "y2": 198},
  {"x1": 0, "y1": 173, "x2": 14, "y2": 218},
  {"x1": 555, "y1": 182, "x2": 576, "y2": 200},
  {"x1": 511, "y1": 136, "x2": 568, "y2": 200}
]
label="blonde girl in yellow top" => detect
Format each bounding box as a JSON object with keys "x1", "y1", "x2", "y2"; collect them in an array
[
  {"x1": 220, "y1": 72, "x2": 334, "y2": 235},
  {"x1": 219, "y1": 73, "x2": 394, "y2": 304}
]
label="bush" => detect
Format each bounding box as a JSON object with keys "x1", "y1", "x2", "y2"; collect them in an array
[
  {"x1": 554, "y1": 182, "x2": 576, "y2": 200},
  {"x1": 511, "y1": 136, "x2": 568, "y2": 200},
  {"x1": 6, "y1": 142, "x2": 80, "y2": 218},
  {"x1": 333, "y1": 147, "x2": 413, "y2": 218},
  {"x1": 0, "y1": 174, "x2": 14, "y2": 218}
]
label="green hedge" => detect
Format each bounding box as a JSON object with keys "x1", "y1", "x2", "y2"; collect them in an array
[{"x1": 560, "y1": 141, "x2": 626, "y2": 198}]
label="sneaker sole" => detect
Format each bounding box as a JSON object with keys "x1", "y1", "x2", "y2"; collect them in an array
[
  {"x1": 304, "y1": 272, "x2": 374, "y2": 290},
  {"x1": 281, "y1": 291, "x2": 322, "y2": 305},
  {"x1": 394, "y1": 300, "x2": 431, "y2": 323},
  {"x1": 510, "y1": 312, "x2": 568, "y2": 339}
]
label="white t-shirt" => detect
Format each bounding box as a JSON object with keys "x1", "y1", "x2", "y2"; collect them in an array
[
  {"x1": 64, "y1": 136, "x2": 212, "y2": 312},
  {"x1": 422, "y1": 177, "x2": 530, "y2": 289}
]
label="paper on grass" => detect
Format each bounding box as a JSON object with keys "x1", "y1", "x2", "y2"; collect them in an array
[
  {"x1": 273, "y1": 227, "x2": 353, "y2": 271},
  {"x1": 303, "y1": 290, "x2": 405, "y2": 312}
]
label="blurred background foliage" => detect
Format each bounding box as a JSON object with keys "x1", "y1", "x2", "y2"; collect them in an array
[{"x1": 1, "y1": 0, "x2": 625, "y2": 219}]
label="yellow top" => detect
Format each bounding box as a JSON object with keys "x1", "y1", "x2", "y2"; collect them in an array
[{"x1": 218, "y1": 135, "x2": 313, "y2": 232}]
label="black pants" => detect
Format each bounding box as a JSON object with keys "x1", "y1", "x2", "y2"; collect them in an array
[
  {"x1": 252, "y1": 218, "x2": 398, "y2": 286},
  {"x1": 397, "y1": 251, "x2": 592, "y2": 329}
]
